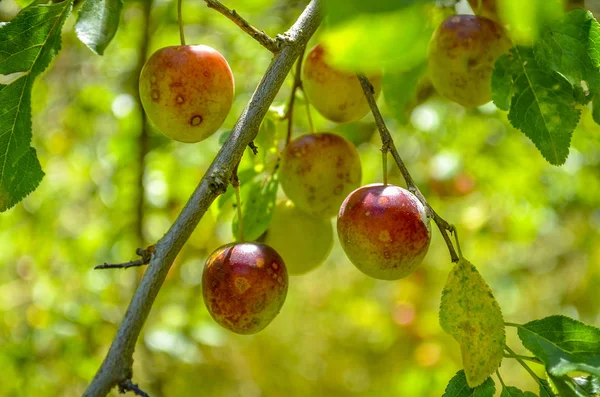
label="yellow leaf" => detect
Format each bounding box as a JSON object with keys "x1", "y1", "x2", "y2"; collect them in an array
[{"x1": 439, "y1": 258, "x2": 505, "y2": 387}]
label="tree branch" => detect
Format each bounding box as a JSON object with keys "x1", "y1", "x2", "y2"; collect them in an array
[
  {"x1": 83, "y1": 2, "x2": 323, "y2": 396},
  {"x1": 203, "y1": 0, "x2": 280, "y2": 53},
  {"x1": 357, "y1": 75, "x2": 460, "y2": 263}
]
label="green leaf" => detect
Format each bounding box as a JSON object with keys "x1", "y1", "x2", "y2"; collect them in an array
[
  {"x1": 500, "y1": 385, "x2": 537, "y2": 397},
  {"x1": 593, "y1": 95, "x2": 600, "y2": 125},
  {"x1": 573, "y1": 375, "x2": 600, "y2": 395},
  {"x1": 535, "y1": 9, "x2": 600, "y2": 93},
  {"x1": 382, "y1": 62, "x2": 429, "y2": 123},
  {"x1": 321, "y1": 3, "x2": 433, "y2": 73},
  {"x1": 517, "y1": 315, "x2": 600, "y2": 378},
  {"x1": 540, "y1": 378, "x2": 558, "y2": 397},
  {"x1": 443, "y1": 371, "x2": 495, "y2": 397},
  {"x1": 491, "y1": 46, "x2": 580, "y2": 165},
  {"x1": 0, "y1": 0, "x2": 73, "y2": 212},
  {"x1": 232, "y1": 173, "x2": 279, "y2": 241},
  {"x1": 323, "y1": 0, "x2": 429, "y2": 26},
  {"x1": 548, "y1": 374, "x2": 590, "y2": 397},
  {"x1": 440, "y1": 258, "x2": 505, "y2": 387},
  {"x1": 75, "y1": 0, "x2": 123, "y2": 55},
  {"x1": 255, "y1": 116, "x2": 277, "y2": 166},
  {"x1": 498, "y1": 0, "x2": 563, "y2": 44}
]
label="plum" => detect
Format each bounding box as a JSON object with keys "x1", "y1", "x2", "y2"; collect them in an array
[
  {"x1": 264, "y1": 200, "x2": 333, "y2": 275},
  {"x1": 302, "y1": 44, "x2": 382, "y2": 123},
  {"x1": 337, "y1": 184, "x2": 431, "y2": 280},
  {"x1": 428, "y1": 15, "x2": 511, "y2": 107},
  {"x1": 139, "y1": 45, "x2": 234, "y2": 143},
  {"x1": 202, "y1": 242, "x2": 288, "y2": 334},
  {"x1": 280, "y1": 133, "x2": 362, "y2": 218}
]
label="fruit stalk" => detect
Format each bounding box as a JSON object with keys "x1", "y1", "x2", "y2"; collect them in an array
[
  {"x1": 203, "y1": 0, "x2": 280, "y2": 53},
  {"x1": 84, "y1": 2, "x2": 323, "y2": 395},
  {"x1": 356, "y1": 74, "x2": 459, "y2": 263},
  {"x1": 178, "y1": 0, "x2": 186, "y2": 45}
]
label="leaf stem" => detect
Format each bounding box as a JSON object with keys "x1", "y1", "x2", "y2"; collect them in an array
[
  {"x1": 505, "y1": 345, "x2": 546, "y2": 388},
  {"x1": 503, "y1": 353, "x2": 543, "y2": 365},
  {"x1": 496, "y1": 370, "x2": 507, "y2": 389},
  {"x1": 304, "y1": 89, "x2": 315, "y2": 133},
  {"x1": 505, "y1": 322, "x2": 522, "y2": 328},
  {"x1": 178, "y1": 0, "x2": 186, "y2": 46},
  {"x1": 357, "y1": 74, "x2": 459, "y2": 263}
]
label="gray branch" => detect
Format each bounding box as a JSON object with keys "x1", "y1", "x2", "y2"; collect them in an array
[{"x1": 83, "y1": 1, "x2": 323, "y2": 395}]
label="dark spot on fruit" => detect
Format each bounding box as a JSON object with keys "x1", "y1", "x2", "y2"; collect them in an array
[
  {"x1": 204, "y1": 70, "x2": 210, "y2": 77},
  {"x1": 190, "y1": 115, "x2": 203, "y2": 126}
]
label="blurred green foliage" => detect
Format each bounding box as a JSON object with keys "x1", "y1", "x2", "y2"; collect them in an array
[{"x1": 0, "y1": 0, "x2": 599, "y2": 396}]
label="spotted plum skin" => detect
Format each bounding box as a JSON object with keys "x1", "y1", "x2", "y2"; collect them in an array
[
  {"x1": 337, "y1": 184, "x2": 431, "y2": 280},
  {"x1": 303, "y1": 44, "x2": 382, "y2": 123},
  {"x1": 202, "y1": 242, "x2": 288, "y2": 334},
  {"x1": 139, "y1": 45, "x2": 234, "y2": 143},
  {"x1": 280, "y1": 133, "x2": 362, "y2": 218},
  {"x1": 265, "y1": 200, "x2": 333, "y2": 275},
  {"x1": 428, "y1": 15, "x2": 511, "y2": 108}
]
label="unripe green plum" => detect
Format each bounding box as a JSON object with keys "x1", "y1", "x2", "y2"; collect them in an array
[
  {"x1": 337, "y1": 184, "x2": 431, "y2": 280},
  {"x1": 280, "y1": 133, "x2": 362, "y2": 218},
  {"x1": 139, "y1": 45, "x2": 234, "y2": 143},
  {"x1": 264, "y1": 200, "x2": 333, "y2": 275},
  {"x1": 428, "y1": 15, "x2": 511, "y2": 108},
  {"x1": 202, "y1": 242, "x2": 287, "y2": 334},
  {"x1": 302, "y1": 44, "x2": 382, "y2": 123}
]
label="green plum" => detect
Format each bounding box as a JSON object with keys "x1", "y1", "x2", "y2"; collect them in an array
[
  {"x1": 302, "y1": 44, "x2": 382, "y2": 123},
  {"x1": 280, "y1": 133, "x2": 362, "y2": 218},
  {"x1": 265, "y1": 200, "x2": 333, "y2": 275}
]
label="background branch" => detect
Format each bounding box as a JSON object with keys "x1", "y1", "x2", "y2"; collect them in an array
[
  {"x1": 83, "y1": 1, "x2": 323, "y2": 395},
  {"x1": 357, "y1": 75, "x2": 459, "y2": 263},
  {"x1": 203, "y1": 0, "x2": 280, "y2": 53}
]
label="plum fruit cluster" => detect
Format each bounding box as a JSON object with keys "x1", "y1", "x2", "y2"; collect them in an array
[{"x1": 139, "y1": 44, "x2": 234, "y2": 143}]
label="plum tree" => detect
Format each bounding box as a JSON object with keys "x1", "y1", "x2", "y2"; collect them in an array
[
  {"x1": 427, "y1": 15, "x2": 512, "y2": 108},
  {"x1": 302, "y1": 44, "x2": 382, "y2": 123},
  {"x1": 202, "y1": 242, "x2": 288, "y2": 334},
  {"x1": 337, "y1": 184, "x2": 431, "y2": 280},
  {"x1": 264, "y1": 200, "x2": 333, "y2": 275},
  {"x1": 280, "y1": 132, "x2": 362, "y2": 218},
  {"x1": 139, "y1": 45, "x2": 234, "y2": 143}
]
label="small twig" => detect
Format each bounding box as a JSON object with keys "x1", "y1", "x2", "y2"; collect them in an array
[
  {"x1": 357, "y1": 74, "x2": 459, "y2": 263},
  {"x1": 381, "y1": 146, "x2": 389, "y2": 186},
  {"x1": 283, "y1": 45, "x2": 307, "y2": 144},
  {"x1": 95, "y1": 247, "x2": 155, "y2": 270},
  {"x1": 505, "y1": 322, "x2": 521, "y2": 328},
  {"x1": 118, "y1": 379, "x2": 150, "y2": 397},
  {"x1": 503, "y1": 353, "x2": 543, "y2": 365},
  {"x1": 178, "y1": 0, "x2": 186, "y2": 45},
  {"x1": 248, "y1": 141, "x2": 258, "y2": 155},
  {"x1": 203, "y1": 0, "x2": 279, "y2": 53}
]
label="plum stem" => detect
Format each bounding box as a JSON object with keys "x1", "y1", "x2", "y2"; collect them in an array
[
  {"x1": 178, "y1": 0, "x2": 186, "y2": 45},
  {"x1": 476, "y1": 0, "x2": 483, "y2": 16},
  {"x1": 504, "y1": 345, "x2": 548, "y2": 389},
  {"x1": 284, "y1": 45, "x2": 307, "y2": 145},
  {"x1": 232, "y1": 162, "x2": 245, "y2": 241},
  {"x1": 204, "y1": 0, "x2": 280, "y2": 53},
  {"x1": 382, "y1": 149, "x2": 388, "y2": 186},
  {"x1": 357, "y1": 74, "x2": 460, "y2": 263}
]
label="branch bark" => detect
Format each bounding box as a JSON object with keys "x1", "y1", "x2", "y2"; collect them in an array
[{"x1": 84, "y1": 2, "x2": 323, "y2": 395}]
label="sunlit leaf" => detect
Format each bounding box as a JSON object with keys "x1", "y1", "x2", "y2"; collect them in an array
[
  {"x1": 232, "y1": 173, "x2": 279, "y2": 241},
  {"x1": 75, "y1": 0, "x2": 123, "y2": 55},
  {"x1": 440, "y1": 258, "x2": 505, "y2": 387},
  {"x1": 500, "y1": 385, "x2": 537, "y2": 397},
  {"x1": 548, "y1": 374, "x2": 590, "y2": 397},
  {"x1": 0, "y1": 0, "x2": 73, "y2": 211},
  {"x1": 497, "y1": 0, "x2": 564, "y2": 44},
  {"x1": 491, "y1": 46, "x2": 580, "y2": 165},
  {"x1": 573, "y1": 375, "x2": 600, "y2": 395},
  {"x1": 443, "y1": 370, "x2": 495, "y2": 397},
  {"x1": 517, "y1": 315, "x2": 600, "y2": 377}
]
